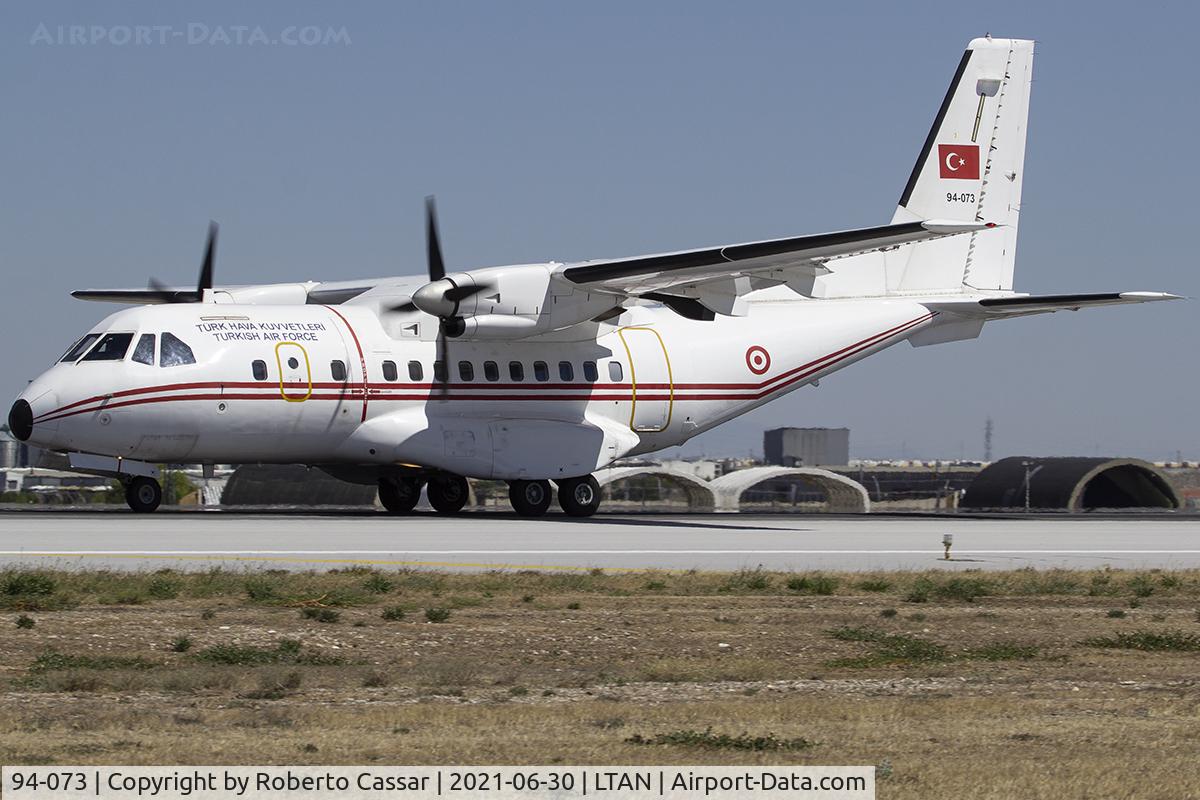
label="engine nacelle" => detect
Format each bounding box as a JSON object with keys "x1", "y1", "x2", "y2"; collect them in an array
[{"x1": 442, "y1": 264, "x2": 621, "y2": 339}]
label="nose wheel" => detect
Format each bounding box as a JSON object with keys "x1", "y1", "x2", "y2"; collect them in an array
[
  {"x1": 508, "y1": 479, "x2": 552, "y2": 517},
  {"x1": 556, "y1": 475, "x2": 602, "y2": 517},
  {"x1": 427, "y1": 474, "x2": 470, "y2": 515},
  {"x1": 124, "y1": 476, "x2": 162, "y2": 513}
]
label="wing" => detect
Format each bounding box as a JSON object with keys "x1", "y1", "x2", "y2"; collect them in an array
[
  {"x1": 71, "y1": 278, "x2": 397, "y2": 306},
  {"x1": 924, "y1": 291, "x2": 1183, "y2": 317},
  {"x1": 558, "y1": 219, "x2": 996, "y2": 295}
]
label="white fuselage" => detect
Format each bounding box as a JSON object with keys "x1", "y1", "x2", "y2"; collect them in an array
[{"x1": 15, "y1": 296, "x2": 935, "y2": 480}]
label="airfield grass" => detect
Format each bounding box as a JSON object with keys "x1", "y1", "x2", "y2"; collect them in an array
[{"x1": 1, "y1": 566, "x2": 1200, "y2": 798}]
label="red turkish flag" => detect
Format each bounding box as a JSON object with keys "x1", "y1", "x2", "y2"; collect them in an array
[{"x1": 938, "y1": 144, "x2": 979, "y2": 179}]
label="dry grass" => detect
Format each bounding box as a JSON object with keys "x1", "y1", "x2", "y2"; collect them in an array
[{"x1": 1, "y1": 567, "x2": 1200, "y2": 798}]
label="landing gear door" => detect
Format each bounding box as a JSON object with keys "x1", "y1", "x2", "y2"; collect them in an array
[
  {"x1": 618, "y1": 327, "x2": 673, "y2": 433},
  {"x1": 275, "y1": 342, "x2": 312, "y2": 402}
]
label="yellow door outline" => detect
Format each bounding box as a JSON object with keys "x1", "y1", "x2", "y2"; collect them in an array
[
  {"x1": 275, "y1": 341, "x2": 312, "y2": 402},
  {"x1": 617, "y1": 326, "x2": 674, "y2": 432}
]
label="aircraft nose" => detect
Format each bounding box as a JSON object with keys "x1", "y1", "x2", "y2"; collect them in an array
[{"x1": 8, "y1": 399, "x2": 33, "y2": 442}]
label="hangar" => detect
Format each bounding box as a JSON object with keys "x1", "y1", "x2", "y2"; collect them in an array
[
  {"x1": 960, "y1": 457, "x2": 1181, "y2": 511},
  {"x1": 709, "y1": 466, "x2": 871, "y2": 513},
  {"x1": 595, "y1": 466, "x2": 716, "y2": 510}
]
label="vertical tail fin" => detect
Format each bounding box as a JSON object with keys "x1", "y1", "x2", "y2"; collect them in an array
[{"x1": 889, "y1": 37, "x2": 1034, "y2": 293}]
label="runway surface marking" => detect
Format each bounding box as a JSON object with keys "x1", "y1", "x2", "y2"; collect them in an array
[{"x1": 4, "y1": 550, "x2": 1200, "y2": 555}]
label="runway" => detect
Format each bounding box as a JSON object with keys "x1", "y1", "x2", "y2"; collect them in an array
[{"x1": 0, "y1": 509, "x2": 1198, "y2": 572}]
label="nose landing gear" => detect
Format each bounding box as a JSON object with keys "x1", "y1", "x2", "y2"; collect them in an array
[{"x1": 124, "y1": 476, "x2": 162, "y2": 513}]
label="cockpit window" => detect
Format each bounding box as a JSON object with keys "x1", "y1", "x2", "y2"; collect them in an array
[
  {"x1": 159, "y1": 332, "x2": 196, "y2": 367},
  {"x1": 81, "y1": 332, "x2": 134, "y2": 362},
  {"x1": 59, "y1": 333, "x2": 100, "y2": 363},
  {"x1": 131, "y1": 334, "x2": 156, "y2": 365}
]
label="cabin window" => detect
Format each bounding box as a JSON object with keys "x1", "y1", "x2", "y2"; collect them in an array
[
  {"x1": 583, "y1": 360, "x2": 598, "y2": 382},
  {"x1": 159, "y1": 332, "x2": 196, "y2": 367},
  {"x1": 458, "y1": 361, "x2": 474, "y2": 381},
  {"x1": 408, "y1": 360, "x2": 423, "y2": 381},
  {"x1": 433, "y1": 361, "x2": 447, "y2": 382},
  {"x1": 484, "y1": 361, "x2": 499, "y2": 382},
  {"x1": 509, "y1": 361, "x2": 525, "y2": 381},
  {"x1": 60, "y1": 333, "x2": 99, "y2": 363},
  {"x1": 252, "y1": 360, "x2": 268, "y2": 381},
  {"x1": 81, "y1": 332, "x2": 134, "y2": 362},
  {"x1": 533, "y1": 361, "x2": 549, "y2": 382},
  {"x1": 558, "y1": 361, "x2": 574, "y2": 381},
  {"x1": 331, "y1": 360, "x2": 347, "y2": 382},
  {"x1": 382, "y1": 360, "x2": 398, "y2": 382},
  {"x1": 608, "y1": 361, "x2": 623, "y2": 382},
  {"x1": 131, "y1": 334, "x2": 156, "y2": 366}
]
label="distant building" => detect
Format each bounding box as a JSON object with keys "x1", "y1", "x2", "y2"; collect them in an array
[{"x1": 764, "y1": 427, "x2": 850, "y2": 467}]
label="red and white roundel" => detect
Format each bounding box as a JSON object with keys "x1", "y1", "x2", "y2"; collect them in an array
[{"x1": 745, "y1": 345, "x2": 771, "y2": 375}]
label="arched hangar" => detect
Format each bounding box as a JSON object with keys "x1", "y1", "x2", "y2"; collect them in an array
[
  {"x1": 960, "y1": 457, "x2": 1181, "y2": 511},
  {"x1": 594, "y1": 466, "x2": 716, "y2": 510},
  {"x1": 710, "y1": 466, "x2": 871, "y2": 513}
]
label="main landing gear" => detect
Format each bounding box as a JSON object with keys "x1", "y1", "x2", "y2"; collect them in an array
[
  {"x1": 377, "y1": 473, "x2": 470, "y2": 515},
  {"x1": 124, "y1": 476, "x2": 162, "y2": 513},
  {"x1": 506, "y1": 475, "x2": 602, "y2": 518}
]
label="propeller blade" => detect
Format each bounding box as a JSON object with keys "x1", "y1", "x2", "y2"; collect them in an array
[
  {"x1": 443, "y1": 282, "x2": 490, "y2": 303},
  {"x1": 198, "y1": 221, "x2": 217, "y2": 294},
  {"x1": 145, "y1": 277, "x2": 194, "y2": 303},
  {"x1": 425, "y1": 195, "x2": 445, "y2": 282}
]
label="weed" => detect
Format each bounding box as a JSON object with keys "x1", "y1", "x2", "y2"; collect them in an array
[
  {"x1": 200, "y1": 609, "x2": 216, "y2": 620},
  {"x1": 1107, "y1": 609, "x2": 1127, "y2": 619},
  {"x1": 903, "y1": 581, "x2": 931, "y2": 603},
  {"x1": 193, "y1": 640, "x2": 343, "y2": 666},
  {"x1": 825, "y1": 626, "x2": 947, "y2": 667},
  {"x1": 908, "y1": 613, "x2": 927, "y2": 622},
  {"x1": 1, "y1": 573, "x2": 56, "y2": 597},
  {"x1": 566, "y1": 602, "x2": 581, "y2": 610},
  {"x1": 101, "y1": 591, "x2": 147, "y2": 606},
  {"x1": 147, "y1": 576, "x2": 180, "y2": 600},
  {"x1": 15, "y1": 614, "x2": 35, "y2": 629},
  {"x1": 645, "y1": 580, "x2": 667, "y2": 590},
  {"x1": 722, "y1": 567, "x2": 771, "y2": 592},
  {"x1": 933, "y1": 577, "x2": 991, "y2": 603},
  {"x1": 31, "y1": 651, "x2": 157, "y2": 673},
  {"x1": 508, "y1": 686, "x2": 529, "y2": 696},
  {"x1": 856, "y1": 579, "x2": 892, "y2": 593},
  {"x1": 521, "y1": 595, "x2": 535, "y2": 603},
  {"x1": 626, "y1": 727, "x2": 815, "y2": 752},
  {"x1": 380, "y1": 606, "x2": 406, "y2": 621},
  {"x1": 169, "y1": 636, "x2": 192, "y2": 653},
  {"x1": 363, "y1": 574, "x2": 395, "y2": 594},
  {"x1": 786, "y1": 574, "x2": 839, "y2": 595},
  {"x1": 244, "y1": 578, "x2": 278, "y2": 602},
  {"x1": 879, "y1": 608, "x2": 898, "y2": 619},
  {"x1": 1129, "y1": 575, "x2": 1156, "y2": 598},
  {"x1": 967, "y1": 642, "x2": 1039, "y2": 661},
  {"x1": 300, "y1": 607, "x2": 341, "y2": 624},
  {"x1": 425, "y1": 607, "x2": 451, "y2": 623},
  {"x1": 1082, "y1": 630, "x2": 1200, "y2": 652}
]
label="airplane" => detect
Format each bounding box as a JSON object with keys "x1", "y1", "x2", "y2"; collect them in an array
[{"x1": 6, "y1": 36, "x2": 1180, "y2": 516}]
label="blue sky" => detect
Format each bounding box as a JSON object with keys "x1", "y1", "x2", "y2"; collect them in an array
[{"x1": 2, "y1": 1, "x2": 1195, "y2": 461}]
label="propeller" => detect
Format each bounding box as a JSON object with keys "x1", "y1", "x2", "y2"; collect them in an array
[
  {"x1": 146, "y1": 222, "x2": 218, "y2": 303},
  {"x1": 385, "y1": 197, "x2": 494, "y2": 401}
]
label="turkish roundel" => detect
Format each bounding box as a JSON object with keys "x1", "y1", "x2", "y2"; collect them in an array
[{"x1": 937, "y1": 144, "x2": 979, "y2": 179}]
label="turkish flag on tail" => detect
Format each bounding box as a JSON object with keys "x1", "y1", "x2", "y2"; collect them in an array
[{"x1": 938, "y1": 144, "x2": 980, "y2": 179}]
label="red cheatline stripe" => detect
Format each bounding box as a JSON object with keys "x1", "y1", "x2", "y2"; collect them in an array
[{"x1": 34, "y1": 313, "x2": 933, "y2": 423}]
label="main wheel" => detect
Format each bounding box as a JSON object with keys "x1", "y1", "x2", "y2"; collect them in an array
[
  {"x1": 556, "y1": 475, "x2": 601, "y2": 518},
  {"x1": 125, "y1": 476, "x2": 162, "y2": 513},
  {"x1": 427, "y1": 474, "x2": 469, "y2": 515},
  {"x1": 508, "y1": 479, "x2": 552, "y2": 517},
  {"x1": 378, "y1": 476, "x2": 422, "y2": 515}
]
